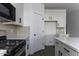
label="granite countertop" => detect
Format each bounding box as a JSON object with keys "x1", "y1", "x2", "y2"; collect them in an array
[{"x1": 55, "y1": 37, "x2": 79, "y2": 52}]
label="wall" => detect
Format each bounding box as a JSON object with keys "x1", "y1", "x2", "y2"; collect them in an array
[{"x1": 67, "y1": 10, "x2": 79, "y2": 37}]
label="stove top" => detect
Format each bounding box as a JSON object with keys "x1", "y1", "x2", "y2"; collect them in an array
[
  {"x1": 0, "y1": 36, "x2": 26, "y2": 56},
  {"x1": 0, "y1": 40, "x2": 23, "y2": 48},
  {"x1": 0, "y1": 40, "x2": 26, "y2": 56}
]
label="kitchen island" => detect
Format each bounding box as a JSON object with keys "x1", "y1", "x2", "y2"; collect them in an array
[{"x1": 55, "y1": 37, "x2": 79, "y2": 56}]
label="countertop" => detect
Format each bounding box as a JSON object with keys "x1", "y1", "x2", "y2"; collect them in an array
[
  {"x1": 7, "y1": 36, "x2": 29, "y2": 40},
  {"x1": 55, "y1": 37, "x2": 79, "y2": 52}
]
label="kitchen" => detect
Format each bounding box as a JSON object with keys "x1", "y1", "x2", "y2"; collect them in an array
[{"x1": 0, "y1": 3, "x2": 79, "y2": 56}]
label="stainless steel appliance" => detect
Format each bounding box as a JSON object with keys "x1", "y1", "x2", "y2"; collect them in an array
[{"x1": 0, "y1": 36, "x2": 26, "y2": 56}]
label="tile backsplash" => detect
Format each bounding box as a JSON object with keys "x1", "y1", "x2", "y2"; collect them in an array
[{"x1": 0, "y1": 22, "x2": 17, "y2": 39}]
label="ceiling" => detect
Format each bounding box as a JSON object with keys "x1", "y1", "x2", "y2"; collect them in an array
[{"x1": 44, "y1": 3, "x2": 79, "y2": 12}]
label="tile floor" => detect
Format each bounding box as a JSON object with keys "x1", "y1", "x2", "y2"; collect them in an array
[{"x1": 29, "y1": 46, "x2": 55, "y2": 56}]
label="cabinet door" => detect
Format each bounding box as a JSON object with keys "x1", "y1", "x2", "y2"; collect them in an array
[
  {"x1": 62, "y1": 52, "x2": 70, "y2": 56},
  {"x1": 60, "y1": 46, "x2": 70, "y2": 56},
  {"x1": 55, "y1": 45, "x2": 59, "y2": 56},
  {"x1": 55, "y1": 41, "x2": 60, "y2": 56}
]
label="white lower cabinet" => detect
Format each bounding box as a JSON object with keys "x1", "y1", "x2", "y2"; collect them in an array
[
  {"x1": 55, "y1": 40, "x2": 78, "y2": 56},
  {"x1": 55, "y1": 40, "x2": 62, "y2": 56},
  {"x1": 55, "y1": 42, "x2": 59, "y2": 56}
]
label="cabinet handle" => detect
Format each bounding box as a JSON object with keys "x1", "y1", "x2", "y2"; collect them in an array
[{"x1": 64, "y1": 48, "x2": 70, "y2": 53}]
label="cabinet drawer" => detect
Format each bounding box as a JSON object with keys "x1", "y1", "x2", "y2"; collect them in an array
[{"x1": 62, "y1": 44, "x2": 77, "y2": 56}]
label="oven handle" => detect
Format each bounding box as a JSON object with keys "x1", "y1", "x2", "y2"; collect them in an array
[{"x1": 63, "y1": 48, "x2": 70, "y2": 53}]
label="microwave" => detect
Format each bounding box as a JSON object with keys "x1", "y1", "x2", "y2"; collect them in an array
[{"x1": 0, "y1": 3, "x2": 16, "y2": 22}]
